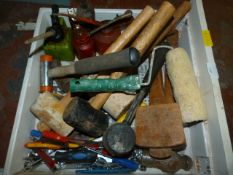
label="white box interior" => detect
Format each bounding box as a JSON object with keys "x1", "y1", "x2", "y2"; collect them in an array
[{"x1": 4, "y1": 0, "x2": 233, "y2": 174}]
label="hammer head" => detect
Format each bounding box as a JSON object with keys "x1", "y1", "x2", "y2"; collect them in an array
[
  {"x1": 30, "y1": 92, "x2": 74, "y2": 136},
  {"x1": 63, "y1": 97, "x2": 109, "y2": 138}
]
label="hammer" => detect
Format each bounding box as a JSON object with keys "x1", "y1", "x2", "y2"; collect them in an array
[
  {"x1": 101, "y1": 1, "x2": 191, "y2": 119},
  {"x1": 90, "y1": 1, "x2": 176, "y2": 111},
  {"x1": 31, "y1": 92, "x2": 109, "y2": 137},
  {"x1": 34, "y1": 5, "x2": 155, "y2": 135}
]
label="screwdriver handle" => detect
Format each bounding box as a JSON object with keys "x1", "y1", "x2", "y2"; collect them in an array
[
  {"x1": 25, "y1": 142, "x2": 62, "y2": 149},
  {"x1": 25, "y1": 142, "x2": 79, "y2": 149},
  {"x1": 54, "y1": 150, "x2": 97, "y2": 163},
  {"x1": 31, "y1": 130, "x2": 69, "y2": 143},
  {"x1": 35, "y1": 149, "x2": 57, "y2": 172},
  {"x1": 30, "y1": 129, "x2": 42, "y2": 139},
  {"x1": 42, "y1": 130, "x2": 69, "y2": 143},
  {"x1": 112, "y1": 158, "x2": 139, "y2": 171}
]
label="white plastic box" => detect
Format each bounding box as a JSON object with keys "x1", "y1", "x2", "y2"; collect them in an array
[{"x1": 4, "y1": 0, "x2": 233, "y2": 174}]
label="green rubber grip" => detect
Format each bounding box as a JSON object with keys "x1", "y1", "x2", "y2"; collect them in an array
[{"x1": 70, "y1": 75, "x2": 140, "y2": 93}]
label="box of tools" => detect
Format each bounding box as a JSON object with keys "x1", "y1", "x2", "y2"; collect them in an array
[{"x1": 4, "y1": 0, "x2": 233, "y2": 174}]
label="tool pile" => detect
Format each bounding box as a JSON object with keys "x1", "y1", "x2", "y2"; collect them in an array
[{"x1": 18, "y1": 1, "x2": 208, "y2": 174}]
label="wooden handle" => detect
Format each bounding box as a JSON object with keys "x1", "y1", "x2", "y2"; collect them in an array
[
  {"x1": 36, "y1": 92, "x2": 73, "y2": 132},
  {"x1": 153, "y1": 1, "x2": 191, "y2": 46},
  {"x1": 104, "y1": 5, "x2": 155, "y2": 54},
  {"x1": 37, "y1": 122, "x2": 51, "y2": 132},
  {"x1": 164, "y1": 72, "x2": 175, "y2": 103},
  {"x1": 149, "y1": 71, "x2": 166, "y2": 105},
  {"x1": 24, "y1": 31, "x2": 54, "y2": 44},
  {"x1": 31, "y1": 92, "x2": 73, "y2": 136},
  {"x1": 149, "y1": 31, "x2": 178, "y2": 159},
  {"x1": 149, "y1": 70, "x2": 173, "y2": 159},
  {"x1": 58, "y1": 92, "x2": 73, "y2": 113},
  {"x1": 90, "y1": 2, "x2": 175, "y2": 109},
  {"x1": 89, "y1": 6, "x2": 154, "y2": 109},
  {"x1": 131, "y1": 1, "x2": 175, "y2": 55}
]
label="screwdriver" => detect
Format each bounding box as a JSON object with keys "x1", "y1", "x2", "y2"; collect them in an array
[
  {"x1": 30, "y1": 130, "x2": 87, "y2": 144},
  {"x1": 35, "y1": 149, "x2": 57, "y2": 172},
  {"x1": 84, "y1": 147, "x2": 139, "y2": 171},
  {"x1": 25, "y1": 141, "x2": 79, "y2": 150},
  {"x1": 54, "y1": 13, "x2": 102, "y2": 26},
  {"x1": 54, "y1": 149, "x2": 97, "y2": 164}
]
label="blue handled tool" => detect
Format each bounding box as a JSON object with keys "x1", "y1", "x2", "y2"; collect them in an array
[
  {"x1": 112, "y1": 158, "x2": 138, "y2": 171},
  {"x1": 54, "y1": 150, "x2": 97, "y2": 164},
  {"x1": 31, "y1": 129, "x2": 42, "y2": 139},
  {"x1": 76, "y1": 167, "x2": 133, "y2": 174},
  {"x1": 84, "y1": 146, "x2": 139, "y2": 171}
]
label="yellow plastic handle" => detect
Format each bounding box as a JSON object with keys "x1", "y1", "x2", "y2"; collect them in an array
[{"x1": 25, "y1": 142, "x2": 79, "y2": 149}]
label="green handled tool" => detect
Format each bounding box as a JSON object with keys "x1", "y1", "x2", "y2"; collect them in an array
[
  {"x1": 70, "y1": 75, "x2": 141, "y2": 93},
  {"x1": 69, "y1": 51, "x2": 156, "y2": 93}
]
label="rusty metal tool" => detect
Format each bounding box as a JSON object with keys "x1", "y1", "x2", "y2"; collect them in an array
[
  {"x1": 89, "y1": 10, "x2": 132, "y2": 36},
  {"x1": 134, "y1": 149, "x2": 193, "y2": 173}
]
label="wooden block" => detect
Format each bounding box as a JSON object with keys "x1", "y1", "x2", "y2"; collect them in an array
[{"x1": 135, "y1": 103, "x2": 185, "y2": 148}]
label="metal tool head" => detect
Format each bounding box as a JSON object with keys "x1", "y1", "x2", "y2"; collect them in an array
[{"x1": 103, "y1": 123, "x2": 135, "y2": 156}]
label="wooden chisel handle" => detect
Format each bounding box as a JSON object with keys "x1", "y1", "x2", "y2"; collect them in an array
[
  {"x1": 104, "y1": 5, "x2": 155, "y2": 54},
  {"x1": 90, "y1": 1, "x2": 175, "y2": 110},
  {"x1": 153, "y1": 1, "x2": 191, "y2": 46},
  {"x1": 131, "y1": 1, "x2": 175, "y2": 55}
]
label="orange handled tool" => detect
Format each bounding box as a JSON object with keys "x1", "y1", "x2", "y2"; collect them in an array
[{"x1": 25, "y1": 141, "x2": 79, "y2": 150}]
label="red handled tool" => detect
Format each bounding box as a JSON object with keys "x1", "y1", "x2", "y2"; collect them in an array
[
  {"x1": 35, "y1": 149, "x2": 57, "y2": 172},
  {"x1": 31, "y1": 130, "x2": 87, "y2": 144}
]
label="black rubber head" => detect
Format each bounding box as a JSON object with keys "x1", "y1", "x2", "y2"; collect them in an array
[
  {"x1": 129, "y1": 47, "x2": 140, "y2": 66},
  {"x1": 103, "y1": 123, "x2": 135, "y2": 156}
]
